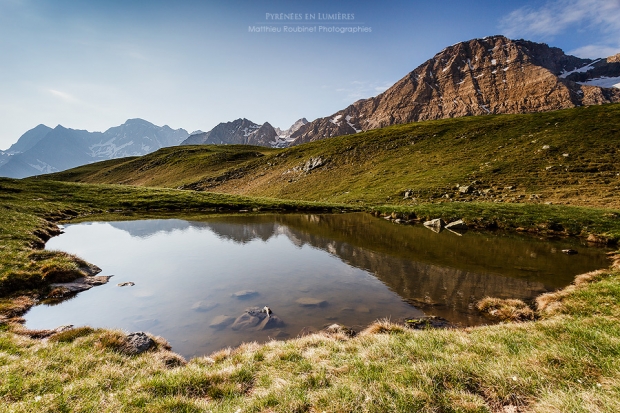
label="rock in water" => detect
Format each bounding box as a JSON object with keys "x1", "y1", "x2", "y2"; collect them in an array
[
  {"x1": 231, "y1": 312, "x2": 262, "y2": 331},
  {"x1": 296, "y1": 297, "x2": 328, "y2": 307},
  {"x1": 230, "y1": 307, "x2": 284, "y2": 331},
  {"x1": 191, "y1": 301, "x2": 218, "y2": 312},
  {"x1": 209, "y1": 315, "x2": 235, "y2": 329},
  {"x1": 445, "y1": 219, "x2": 468, "y2": 231},
  {"x1": 263, "y1": 306, "x2": 272, "y2": 317},
  {"x1": 404, "y1": 316, "x2": 453, "y2": 330},
  {"x1": 423, "y1": 218, "x2": 446, "y2": 232},
  {"x1": 49, "y1": 275, "x2": 113, "y2": 297},
  {"x1": 125, "y1": 332, "x2": 154, "y2": 354},
  {"x1": 257, "y1": 315, "x2": 284, "y2": 330},
  {"x1": 231, "y1": 290, "x2": 259, "y2": 299}
]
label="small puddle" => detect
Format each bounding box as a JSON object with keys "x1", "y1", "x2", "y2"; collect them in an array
[{"x1": 24, "y1": 213, "x2": 610, "y2": 358}]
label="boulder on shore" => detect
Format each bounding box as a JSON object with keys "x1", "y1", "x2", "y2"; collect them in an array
[
  {"x1": 445, "y1": 219, "x2": 468, "y2": 231},
  {"x1": 423, "y1": 218, "x2": 446, "y2": 233},
  {"x1": 124, "y1": 332, "x2": 154, "y2": 355}
]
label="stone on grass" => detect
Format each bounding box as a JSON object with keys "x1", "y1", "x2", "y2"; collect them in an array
[{"x1": 124, "y1": 332, "x2": 154, "y2": 355}]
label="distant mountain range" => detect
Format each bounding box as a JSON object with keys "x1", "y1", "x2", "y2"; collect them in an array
[
  {"x1": 180, "y1": 118, "x2": 308, "y2": 148},
  {"x1": 0, "y1": 119, "x2": 189, "y2": 178},
  {"x1": 2, "y1": 35, "x2": 619, "y2": 178}
]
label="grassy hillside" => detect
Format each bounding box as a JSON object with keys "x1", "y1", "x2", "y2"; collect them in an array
[
  {"x1": 2, "y1": 104, "x2": 620, "y2": 411},
  {"x1": 47, "y1": 103, "x2": 620, "y2": 208}
]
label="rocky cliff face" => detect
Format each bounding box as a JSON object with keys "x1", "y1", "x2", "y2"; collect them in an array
[
  {"x1": 180, "y1": 118, "x2": 278, "y2": 147},
  {"x1": 290, "y1": 35, "x2": 620, "y2": 144}
]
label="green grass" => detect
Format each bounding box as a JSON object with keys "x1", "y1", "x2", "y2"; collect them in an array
[
  {"x1": 1, "y1": 268, "x2": 619, "y2": 412},
  {"x1": 47, "y1": 103, "x2": 620, "y2": 208},
  {"x1": 1, "y1": 104, "x2": 620, "y2": 411}
]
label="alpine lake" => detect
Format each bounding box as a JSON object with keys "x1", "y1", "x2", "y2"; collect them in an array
[{"x1": 24, "y1": 212, "x2": 611, "y2": 358}]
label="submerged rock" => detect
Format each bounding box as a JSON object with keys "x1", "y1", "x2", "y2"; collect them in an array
[
  {"x1": 297, "y1": 326, "x2": 318, "y2": 337},
  {"x1": 231, "y1": 312, "x2": 262, "y2": 331},
  {"x1": 296, "y1": 297, "x2": 328, "y2": 307},
  {"x1": 231, "y1": 290, "x2": 259, "y2": 299},
  {"x1": 191, "y1": 301, "x2": 218, "y2": 312},
  {"x1": 355, "y1": 305, "x2": 371, "y2": 313},
  {"x1": 231, "y1": 307, "x2": 284, "y2": 331},
  {"x1": 209, "y1": 315, "x2": 235, "y2": 329}
]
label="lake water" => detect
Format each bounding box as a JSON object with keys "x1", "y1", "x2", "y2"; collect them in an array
[{"x1": 25, "y1": 213, "x2": 609, "y2": 358}]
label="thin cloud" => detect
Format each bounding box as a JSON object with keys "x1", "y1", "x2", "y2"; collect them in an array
[
  {"x1": 568, "y1": 44, "x2": 620, "y2": 59},
  {"x1": 500, "y1": 0, "x2": 620, "y2": 38},
  {"x1": 499, "y1": 0, "x2": 620, "y2": 58},
  {"x1": 48, "y1": 89, "x2": 79, "y2": 103}
]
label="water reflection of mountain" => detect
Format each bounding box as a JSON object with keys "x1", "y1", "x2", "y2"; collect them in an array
[
  {"x1": 104, "y1": 213, "x2": 608, "y2": 325},
  {"x1": 108, "y1": 219, "x2": 193, "y2": 238},
  {"x1": 204, "y1": 221, "x2": 279, "y2": 243}
]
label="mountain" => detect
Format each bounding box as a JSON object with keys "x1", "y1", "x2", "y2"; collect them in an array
[
  {"x1": 0, "y1": 151, "x2": 9, "y2": 168},
  {"x1": 0, "y1": 119, "x2": 188, "y2": 178},
  {"x1": 1, "y1": 126, "x2": 100, "y2": 177},
  {"x1": 180, "y1": 118, "x2": 278, "y2": 147},
  {"x1": 45, "y1": 103, "x2": 620, "y2": 209},
  {"x1": 290, "y1": 35, "x2": 620, "y2": 145},
  {"x1": 561, "y1": 53, "x2": 620, "y2": 88},
  {"x1": 89, "y1": 118, "x2": 189, "y2": 159},
  {"x1": 273, "y1": 118, "x2": 309, "y2": 147},
  {"x1": 6, "y1": 124, "x2": 52, "y2": 154}
]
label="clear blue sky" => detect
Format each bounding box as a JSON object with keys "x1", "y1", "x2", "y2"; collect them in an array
[{"x1": 1, "y1": 0, "x2": 619, "y2": 149}]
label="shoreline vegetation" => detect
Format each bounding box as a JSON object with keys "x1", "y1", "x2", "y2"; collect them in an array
[
  {"x1": 2, "y1": 105, "x2": 620, "y2": 411},
  {"x1": 1, "y1": 178, "x2": 619, "y2": 411}
]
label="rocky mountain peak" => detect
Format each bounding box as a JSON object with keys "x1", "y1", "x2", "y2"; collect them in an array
[
  {"x1": 290, "y1": 36, "x2": 620, "y2": 145},
  {"x1": 180, "y1": 118, "x2": 278, "y2": 146}
]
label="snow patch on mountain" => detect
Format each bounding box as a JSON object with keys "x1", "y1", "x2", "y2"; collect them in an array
[
  {"x1": 578, "y1": 76, "x2": 620, "y2": 89},
  {"x1": 28, "y1": 159, "x2": 57, "y2": 174},
  {"x1": 559, "y1": 59, "x2": 601, "y2": 78}
]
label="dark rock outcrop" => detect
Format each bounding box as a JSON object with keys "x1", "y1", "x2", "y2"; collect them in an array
[{"x1": 180, "y1": 118, "x2": 278, "y2": 147}]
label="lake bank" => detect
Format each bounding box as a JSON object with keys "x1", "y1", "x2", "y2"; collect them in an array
[{"x1": 1, "y1": 178, "x2": 620, "y2": 411}]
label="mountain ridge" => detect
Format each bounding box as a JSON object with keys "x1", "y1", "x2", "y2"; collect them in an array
[
  {"x1": 43, "y1": 103, "x2": 620, "y2": 209},
  {"x1": 289, "y1": 35, "x2": 620, "y2": 145},
  {"x1": 0, "y1": 119, "x2": 188, "y2": 178}
]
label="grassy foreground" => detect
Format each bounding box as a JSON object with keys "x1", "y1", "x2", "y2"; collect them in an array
[
  {"x1": 2, "y1": 264, "x2": 620, "y2": 412},
  {"x1": 0, "y1": 177, "x2": 620, "y2": 411}
]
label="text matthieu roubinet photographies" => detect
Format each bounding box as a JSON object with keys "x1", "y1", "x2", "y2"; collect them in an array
[{"x1": 249, "y1": 13, "x2": 372, "y2": 34}]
